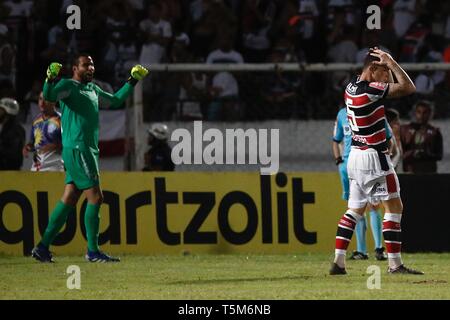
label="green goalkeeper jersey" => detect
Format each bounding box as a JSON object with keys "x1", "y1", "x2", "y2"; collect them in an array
[{"x1": 43, "y1": 79, "x2": 133, "y2": 152}]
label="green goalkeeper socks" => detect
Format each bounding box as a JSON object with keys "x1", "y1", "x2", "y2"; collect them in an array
[
  {"x1": 85, "y1": 203, "x2": 101, "y2": 252},
  {"x1": 40, "y1": 201, "x2": 73, "y2": 248}
]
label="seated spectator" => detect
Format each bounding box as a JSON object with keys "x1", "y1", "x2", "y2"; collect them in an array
[
  {"x1": 261, "y1": 45, "x2": 300, "y2": 119},
  {"x1": 206, "y1": 34, "x2": 244, "y2": 121},
  {"x1": 142, "y1": 123, "x2": 174, "y2": 171},
  {"x1": 178, "y1": 71, "x2": 209, "y2": 120},
  {"x1": 0, "y1": 97, "x2": 25, "y2": 170},
  {"x1": 400, "y1": 100, "x2": 443, "y2": 173},
  {"x1": 22, "y1": 92, "x2": 63, "y2": 172}
]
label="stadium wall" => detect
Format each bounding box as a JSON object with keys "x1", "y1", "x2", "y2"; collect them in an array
[
  {"x1": 1, "y1": 172, "x2": 449, "y2": 256},
  {"x1": 1, "y1": 171, "x2": 345, "y2": 256}
]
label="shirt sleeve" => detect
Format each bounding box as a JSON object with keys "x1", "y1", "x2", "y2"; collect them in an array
[
  {"x1": 95, "y1": 82, "x2": 134, "y2": 109},
  {"x1": 43, "y1": 78, "x2": 72, "y2": 102},
  {"x1": 333, "y1": 112, "x2": 344, "y2": 142},
  {"x1": 366, "y1": 82, "x2": 389, "y2": 100}
]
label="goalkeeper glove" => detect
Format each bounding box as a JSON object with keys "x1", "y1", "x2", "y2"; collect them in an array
[
  {"x1": 46, "y1": 62, "x2": 62, "y2": 81},
  {"x1": 131, "y1": 65, "x2": 149, "y2": 80}
]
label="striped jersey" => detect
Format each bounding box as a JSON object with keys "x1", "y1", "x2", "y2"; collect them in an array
[{"x1": 344, "y1": 76, "x2": 390, "y2": 152}]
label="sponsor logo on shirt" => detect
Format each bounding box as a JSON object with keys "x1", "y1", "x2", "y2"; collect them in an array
[
  {"x1": 369, "y1": 82, "x2": 387, "y2": 91},
  {"x1": 343, "y1": 125, "x2": 351, "y2": 135}
]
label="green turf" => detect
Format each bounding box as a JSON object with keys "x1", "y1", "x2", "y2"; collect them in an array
[{"x1": 0, "y1": 253, "x2": 449, "y2": 300}]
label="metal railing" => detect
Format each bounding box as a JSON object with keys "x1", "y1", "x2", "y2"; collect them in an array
[{"x1": 148, "y1": 62, "x2": 450, "y2": 72}]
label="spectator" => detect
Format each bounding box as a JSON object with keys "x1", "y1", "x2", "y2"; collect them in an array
[
  {"x1": 138, "y1": 1, "x2": 173, "y2": 120},
  {"x1": 126, "y1": 0, "x2": 146, "y2": 21},
  {"x1": 142, "y1": 123, "x2": 175, "y2": 171},
  {"x1": 0, "y1": 2, "x2": 11, "y2": 19},
  {"x1": 327, "y1": 25, "x2": 358, "y2": 92},
  {"x1": 355, "y1": 30, "x2": 392, "y2": 63},
  {"x1": 398, "y1": 18, "x2": 431, "y2": 62},
  {"x1": 414, "y1": 71, "x2": 434, "y2": 97},
  {"x1": 241, "y1": 0, "x2": 276, "y2": 62},
  {"x1": 40, "y1": 32, "x2": 70, "y2": 68},
  {"x1": 261, "y1": 44, "x2": 300, "y2": 119},
  {"x1": 22, "y1": 79, "x2": 43, "y2": 123},
  {"x1": 0, "y1": 24, "x2": 16, "y2": 89},
  {"x1": 0, "y1": 97, "x2": 25, "y2": 170},
  {"x1": 99, "y1": 1, "x2": 137, "y2": 88},
  {"x1": 206, "y1": 33, "x2": 244, "y2": 120},
  {"x1": 327, "y1": 0, "x2": 358, "y2": 45},
  {"x1": 4, "y1": 0, "x2": 33, "y2": 18},
  {"x1": 400, "y1": 100, "x2": 443, "y2": 173},
  {"x1": 393, "y1": 0, "x2": 422, "y2": 38},
  {"x1": 22, "y1": 92, "x2": 63, "y2": 172},
  {"x1": 178, "y1": 70, "x2": 209, "y2": 120},
  {"x1": 189, "y1": 0, "x2": 237, "y2": 60},
  {"x1": 171, "y1": 33, "x2": 207, "y2": 120},
  {"x1": 138, "y1": 2, "x2": 172, "y2": 67},
  {"x1": 160, "y1": 0, "x2": 183, "y2": 25}
]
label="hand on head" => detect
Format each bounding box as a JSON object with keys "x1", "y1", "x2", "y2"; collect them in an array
[{"x1": 369, "y1": 47, "x2": 394, "y2": 67}]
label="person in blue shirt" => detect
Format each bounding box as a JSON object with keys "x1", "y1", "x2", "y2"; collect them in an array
[{"x1": 332, "y1": 106, "x2": 387, "y2": 261}]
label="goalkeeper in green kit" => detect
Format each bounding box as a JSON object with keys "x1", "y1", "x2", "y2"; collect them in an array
[{"x1": 31, "y1": 54, "x2": 148, "y2": 263}]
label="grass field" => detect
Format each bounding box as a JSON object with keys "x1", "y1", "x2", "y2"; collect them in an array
[{"x1": 1, "y1": 253, "x2": 449, "y2": 300}]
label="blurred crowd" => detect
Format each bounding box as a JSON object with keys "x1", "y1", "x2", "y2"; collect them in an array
[{"x1": 2, "y1": 0, "x2": 450, "y2": 122}]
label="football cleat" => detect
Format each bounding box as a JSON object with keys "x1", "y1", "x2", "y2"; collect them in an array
[
  {"x1": 374, "y1": 247, "x2": 387, "y2": 261},
  {"x1": 85, "y1": 250, "x2": 120, "y2": 263},
  {"x1": 329, "y1": 263, "x2": 347, "y2": 275},
  {"x1": 388, "y1": 265, "x2": 424, "y2": 275},
  {"x1": 349, "y1": 251, "x2": 369, "y2": 260},
  {"x1": 31, "y1": 243, "x2": 55, "y2": 263}
]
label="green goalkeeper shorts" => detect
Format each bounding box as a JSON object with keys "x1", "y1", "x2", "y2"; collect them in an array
[{"x1": 63, "y1": 148, "x2": 100, "y2": 190}]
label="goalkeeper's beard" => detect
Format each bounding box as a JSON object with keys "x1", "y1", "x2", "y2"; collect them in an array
[
  {"x1": 83, "y1": 73, "x2": 94, "y2": 83},
  {"x1": 77, "y1": 70, "x2": 94, "y2": 83}
]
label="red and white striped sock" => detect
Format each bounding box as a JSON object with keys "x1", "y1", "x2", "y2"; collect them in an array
[
  {"x1": 334, "y1": 210, "x2": 363, "y2": 268},
  {"x1": 383, "y1": 213, "x2": 403, "y2": 269}
]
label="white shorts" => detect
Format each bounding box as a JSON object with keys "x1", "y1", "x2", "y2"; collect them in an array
[{"x1": 347, "y1": 148, "x2": 400, "y2": 209}]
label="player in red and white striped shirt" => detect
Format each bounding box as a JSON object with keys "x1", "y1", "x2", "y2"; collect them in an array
[{"x1": 330, "y1": 48, "x2": 424, "y2": 275}]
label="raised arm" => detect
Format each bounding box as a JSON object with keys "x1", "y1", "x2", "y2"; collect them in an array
[
  {"x1": 96, "y1": 65, "x2": 149, "y2": 109},
  {"x1": 370, "y1": 49, "x2": 416, "y2": 98},
  {"x1": 43, "y1": 62, "x2": 72, "y2": 102}
]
